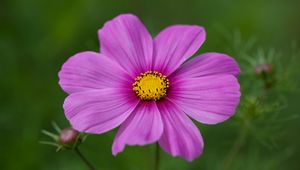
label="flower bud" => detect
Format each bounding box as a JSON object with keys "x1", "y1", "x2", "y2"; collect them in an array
[
  {"x1": 59, "y1": 128, "x2": 79, "y2": 145},
  {"x1": 254, "y1": 63, "x2": 276, "y2": 89},
  {"x1": 255, "y1": 63, "x2": 273, "y2": 75}
]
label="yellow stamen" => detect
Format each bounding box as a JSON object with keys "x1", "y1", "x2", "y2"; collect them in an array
[{"x1": 133, "y1": 71, "x2": 169, "y2": 101}]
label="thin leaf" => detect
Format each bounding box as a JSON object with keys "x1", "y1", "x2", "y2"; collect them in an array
[
  {"x1": 39, "y1": 141, "x2": 60, "y2": 147},
  {"x1": 56, "y1": 145, "x2": 63, "y2": 152},
  {"x1": 41, "y1": 130, "x2": 58, "y2": 141},
  {"x1": 51, "y1": 121, "x2": 61, "y2": 133}
]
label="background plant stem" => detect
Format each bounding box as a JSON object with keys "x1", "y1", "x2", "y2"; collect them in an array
[
  {"x1": 154, "y1": 143, "x2": 160, "y2": 170},
  {"x1": 222, "y1": 128, "x2": 247, "y2": 170},
  {"x1": 74, "y1": 147, "x2": 97, "y2": 170}
]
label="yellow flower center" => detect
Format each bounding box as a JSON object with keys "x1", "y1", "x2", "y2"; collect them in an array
[{"x1": 132, "y1": 71, "x2": 169, "y2": 101}]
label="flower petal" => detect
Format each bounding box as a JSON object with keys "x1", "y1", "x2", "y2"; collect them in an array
[
  {"x1": 171, "y1": 52, "x2": 240, "y2": 78},
  {"x1": 112, "y1": 101, "x2": 163, "y2": 155},
  {"x1": 153, "y1": 25, "x2": 205, "y2": 76},
  {"x1": 63, "y1": 88, "x2": 139, "y2": 134},
  {"x1": 98, "y1": 14, "x2": 153, "y2": 77},
  {"x1": 158, "y1": 99, "x2": 204, "y2": 161},
  {"x1": 168, "y1": 75, "x2": 240, "y2": 124},
  {"x1": 59, "y1": 51, "x2": 132, "y2": 94}
]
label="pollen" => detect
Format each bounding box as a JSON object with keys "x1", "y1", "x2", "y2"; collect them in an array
[{"x1": 132, "y1": 71, "x2": 169, "y2": 101}]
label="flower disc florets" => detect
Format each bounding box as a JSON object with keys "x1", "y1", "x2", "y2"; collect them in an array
[{"x1": 132, "y1": 71, "x2": 169, "y2": 101}]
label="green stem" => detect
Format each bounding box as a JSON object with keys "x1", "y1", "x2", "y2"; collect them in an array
[
  {"x1": 74, "y1": 147, "x2": 97, "y2": 170},
  {"x1": 222, "y1": 129, "x2": 247, "y2": 170},
  {"x1": 154, "y1": 143, "x2": 160, "y2": 170}
]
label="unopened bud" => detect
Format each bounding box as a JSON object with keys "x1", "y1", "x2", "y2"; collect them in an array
[
  {"x1": 255, "y1": 64, "x2": 273, "y2": 75},
  {"x1": 59, "y1": 128, "x2": 79, "y2": 145},
  {"x1": 255, "y1": 63, "x2": 276, "y2": 89}
]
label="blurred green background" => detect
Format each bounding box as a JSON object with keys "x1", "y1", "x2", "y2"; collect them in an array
[{"x1": 1, "y1": 0, "x2": 300, "y2": 169}]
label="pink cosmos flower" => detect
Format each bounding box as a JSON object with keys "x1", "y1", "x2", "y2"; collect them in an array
[{"x1": 59, "y1": 14, "x2": 240, "y2": 161}]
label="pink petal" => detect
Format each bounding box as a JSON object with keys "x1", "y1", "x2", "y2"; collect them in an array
[
  {"x1": 59, "y1": 51, "x2": 132, "y2": 94},
  {"x1": 98, "y1": 14, "x2": 153, "y2": 77},
  {"x1": 171, "y1": 52, "x2": 240, "y2": 78},
  {"x1": 158, "y1": 99, "x2": 204, "y2": 161},
  {"x1": 112, "y1": 101, "x2": 163, "y2": 155},
  {"x1": 168, "y1": 75, "x2": 240, "y2": 124},
  {"x1": 63, "y1": 88, "x2": 139, "y2": 134},
  {"x1": 153, "y1": 25, "x2": 205, "y2": 76}
]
